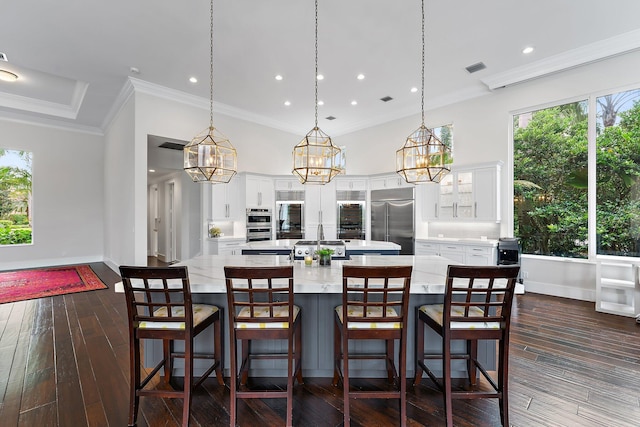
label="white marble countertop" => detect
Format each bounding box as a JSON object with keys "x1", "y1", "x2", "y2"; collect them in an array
[
  {"x1": 114, "y1": 254, "x2": 523, "y2": 294},
  {"x1": 245, "y1": 239, "x2": 401, "y2": 250},
  {"x1": 115, "y1": 255, "x2": 452, "y2": 294}
]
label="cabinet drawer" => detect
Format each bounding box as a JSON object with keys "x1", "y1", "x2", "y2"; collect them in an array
[
  {"x1": 439, "y1": 243, "x2": 463, "y2": 252},
  {"x1": 464, "y1": 245, "x2": 492, "y2": 255}
]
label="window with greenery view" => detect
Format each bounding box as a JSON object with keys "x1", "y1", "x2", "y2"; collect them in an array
[
  {"x1": 595, "y1": 89, "x2": 640, "y2": 256},
  {"x1": 0, "y1": 149, "x2": 32, "y2": 245},
  {"x1": 514, "y1": 88, "x2": 640, "y2": 259},
  {"x1": 513, "y1": 101, "x2": 588, "y2": 258}
]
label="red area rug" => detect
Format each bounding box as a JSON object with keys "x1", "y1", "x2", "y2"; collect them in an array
[{"x1": 0, "y1": 265, "x2": 107, "y2": 304}]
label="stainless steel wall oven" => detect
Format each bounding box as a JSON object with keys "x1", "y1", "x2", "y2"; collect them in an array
[{"x1": 246, "y1": 208, "x2": 273, "y2": 242}]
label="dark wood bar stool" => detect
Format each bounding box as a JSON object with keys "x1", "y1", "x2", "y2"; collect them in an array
[
  {"x1": 332, "y1": 265, "x2": 413, "y2": 427},
  {"x1": 119, "y1": 265, "x2": 224, "y2": 427},
  {"x1": 224, "y1": 265, "x2": 303, "y2": 427},
  {"x1": 413, "y1": 264, "x2": 520, "y2": 427}
]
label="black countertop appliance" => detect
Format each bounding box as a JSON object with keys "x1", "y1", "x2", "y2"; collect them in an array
[{"x1": 497, "y1": 238, "x2": 520, "y2": 266}]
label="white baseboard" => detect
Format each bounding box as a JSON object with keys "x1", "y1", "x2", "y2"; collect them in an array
[{"x1": 0, "y1": 255, "x2": 104, "y2": 272}]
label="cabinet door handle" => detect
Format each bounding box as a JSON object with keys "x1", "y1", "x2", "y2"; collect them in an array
[
  {"x1": 435, "y1": 203, "x2": 438, "y2": 218},
  {"x1": 474, "y1": 202, "x2": 477, "y2": 218}
]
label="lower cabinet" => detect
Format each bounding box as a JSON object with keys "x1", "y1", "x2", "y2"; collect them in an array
[
  {"x1": 415, "y1": 239, "x2": 497, "y2": 265},
  {"x1": 205, "y1": 238, "x2": 246, "y2": 256}
]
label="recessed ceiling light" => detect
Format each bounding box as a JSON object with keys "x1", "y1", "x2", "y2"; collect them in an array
[
  {"x1": 317, "y1": 100, "x2": 324, "y2": 106},
  {"x1": 0, "y1": 70, "x2": 18, "y2": 82},
  {"x1": 357, "y1": 74, "x2": 365, "y2": 80},
  {"x1": 149, "y1": 169, "x2": 156, "y2": 173},
  {"x1": 522, "y1": 46, "x2": 534, "y2": 54},
  {"x1": 189, "y1": 77, "x2": 198, "y2": 83},
  {"x1": 316, "y1": 74, "x2": 324, "y2": 80},
  {"x1": 410, "y1": 87, "x2": 418, "y2": 93},
  {"x1": 284, "y1": 100, "x2": 291, "y2": 106},
  {"x1": 351, "y1": 100, "x2": 358, "y2": 106},
  {"x1": 129, "y1": 67, "x2": 140, "y2": 74},
  {"x1": 275, "y1": 74, "x2": 283, "y2": 81}
]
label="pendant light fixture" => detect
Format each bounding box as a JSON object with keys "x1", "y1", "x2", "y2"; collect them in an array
[
  {"x1": 184, "y1": 0, "x2": 237, "y2": 183},
  {"x1": 292, "y1": 0, "x2": 343, "y2": 185},
  {"x1": 396, "y1": 0, "x2": 451, "y2": 184}
]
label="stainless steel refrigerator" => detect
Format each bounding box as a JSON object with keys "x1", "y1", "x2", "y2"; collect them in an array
[{"x1": 370, "y1": 187, "x2": 414, "y2": 255}]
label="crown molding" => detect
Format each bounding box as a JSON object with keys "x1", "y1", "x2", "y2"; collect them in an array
[
  {"x1": 0, "y1": 80, "x2": 88, "y2": 119},
  {"x1": 101, "y1": 78, "x2": 135, "y2": 132},
  {"x1": 126, "y1": 77, "x2": 303, "y2": 135},
  {"x1": 481, "y1": 28, "x2": 640, "y2": 90},
  {"x1": 0, "y1": 111, "x2": 103, "y2": 136}
]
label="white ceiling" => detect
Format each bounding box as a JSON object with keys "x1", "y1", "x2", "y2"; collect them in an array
[{"x1": 2, "y1": 0, "x2": 640, "y2": 138}]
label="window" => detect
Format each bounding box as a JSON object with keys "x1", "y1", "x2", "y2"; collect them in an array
[
  {"x1": 0, "y1": 149, "x2": 32, "y2": 245},
  {"x1": 513, "y1": 101, "x2": 588, "y2": 258},
  {"x1": 595, "y1": 89, "x2": 640, "y2": 256}
]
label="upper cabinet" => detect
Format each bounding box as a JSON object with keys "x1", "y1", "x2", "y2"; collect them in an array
[
  {"x1": 421, "y1": 161, "x2": 502, "y2": 222},
  {"x1": 369, "y1": 173, "x2": 412, "y2": 191},
  {"x1": 245, "y1": 174, "x2": 274, "y2": 209},
  {"x1": 274, "y1": 177, "x2": 304, "y2": 191},
  {"x1": 210, "y1": 178, "x2": 240, "y2": 220},
  {"x1": 335, "y1": 177, "x2": 367, "y2": 192}
]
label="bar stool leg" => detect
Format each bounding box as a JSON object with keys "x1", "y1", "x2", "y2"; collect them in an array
[{"x1": 413, "y1": 310, "x2": 424, "y2": 386}]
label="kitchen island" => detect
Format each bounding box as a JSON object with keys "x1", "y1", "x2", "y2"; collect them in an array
[{"x1": 124, "y1": 255, "x2": 498, "y2": 379}]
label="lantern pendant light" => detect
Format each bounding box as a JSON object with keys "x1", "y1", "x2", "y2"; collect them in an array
[
  {"x1": 292, "y1": 0, "x2": 343, "y2": 185},
  {"x1": 396, "y1": 0, "x2": 451, "y2": 184},
  {"x1": 184, "y1": 0, "x2": 237, "y2": 183}
]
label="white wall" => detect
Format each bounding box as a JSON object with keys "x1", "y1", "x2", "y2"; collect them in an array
[{"x1": 0, "y1": 120, "x2": 104, "y2": 270}]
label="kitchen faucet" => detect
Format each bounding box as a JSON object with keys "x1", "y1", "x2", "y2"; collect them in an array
[{"x1": 316, "y1": 223, "x2": 324, "y2": 256}]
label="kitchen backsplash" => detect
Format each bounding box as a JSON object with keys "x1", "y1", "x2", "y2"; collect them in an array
[{"x1": 427, "y1": 222, "x2": 500, "y2": 240}]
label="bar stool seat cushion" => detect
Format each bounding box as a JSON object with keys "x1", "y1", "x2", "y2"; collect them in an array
[
  {"x1": 236, "y1": 305, "x2": 300, "y2": 329},
  {"x1": 335, "y1": 305, "x2": 402, "y2": 329},
  {"x1": 419, "y1": 304, "x2": 500, "y2": 330},
  {"x1": 139, "y1": 304, "x2": 219, "y2": 330}
]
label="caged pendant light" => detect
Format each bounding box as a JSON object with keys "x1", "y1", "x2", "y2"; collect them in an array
[
  {"x1": 184, "y1": 0, "x2": 237, "y2": 184},
  {"x1": 292, "y1": 0, "x2": 343, "y2": 185},
  {"x1": 396, "y1": 0, "x2": 451, "y2": 184}
]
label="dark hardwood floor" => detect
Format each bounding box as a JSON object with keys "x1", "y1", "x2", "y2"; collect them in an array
[{"x1": 1, "y1": 261, "x2": 640, "y2": 426}]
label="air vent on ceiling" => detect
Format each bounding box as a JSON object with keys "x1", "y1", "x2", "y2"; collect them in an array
[
  {"x1": 159, "y1": 142, "x2": 185, "y2": 151},
  {"x1": 325, "y1": 116, "x2": 336, "y2": 120},
  {"x1": 380, "y1": 96, "x2": 393, "y2": 102},
  {"x1": 465, "y1": 62, "x2": 487, "y2": 74},
  {"x1": 0, "y1": 52, "x2": 7, "y2": 62}
]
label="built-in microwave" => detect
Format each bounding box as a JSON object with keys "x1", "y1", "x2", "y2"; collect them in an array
[{"x1": 246, "y1": 208, "x2": 272, "y2": 227}]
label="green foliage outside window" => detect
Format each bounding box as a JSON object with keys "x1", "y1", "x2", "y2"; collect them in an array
[
  {"x1": 515, "y1": 90, "x2": 640, "y2": 259},
  {"x1": 0, "y1": 149, "x2": 32, "y2": 245},
  {"x1": 514, "y1": 102, "x2": 589, "y2": 258}
]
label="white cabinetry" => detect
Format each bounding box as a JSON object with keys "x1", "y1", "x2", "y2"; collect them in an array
[
  {"x1": 335, "y1": 177, "x2": 367, "y2": 192},
  {"x1": 429, "y1": 162, "x2": 501, "y2": 222},
  {"x1": 206, "y1": 237, "x2": 246, "y2": 255},
  {"x1": 369, "y1": 173, "x2": 411, "y2": 191},
  {"x1": 245, "y1": 174, "x2": 274, "y2": 209},
  {"x1": 305, "y1": 181, "x2": 337, "y2": 240},
  {"x1": 596, "y1": 261, "x2": 640, "y2": 317},
  {"x1": 415, "y1": 239, "x2": 497, "y2": 265},
  {"x1": 417, "y1": 183, "x2": 440, "y2": 221},
  {"x1": 274, "y1": 177, "x2": 304, "y2": 191},
  {"x1": 210, "y1": 179, "x2": 239, "y2": 220}
]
